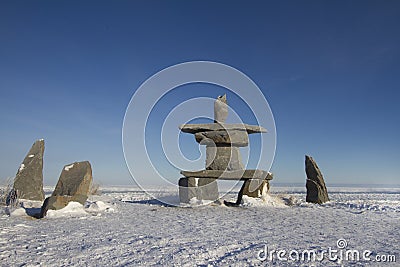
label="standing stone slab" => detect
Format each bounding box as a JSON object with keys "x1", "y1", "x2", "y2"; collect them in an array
[
  {"x1": 198, "y1": 178, "x2": 219, "y2": 201},
  {"x1": 40, "y1": 161, "x2": 92, "y2": 217},
  {"x1": 305, "y1": 155, "x2": 329, "y2": 204},
  {"x1": 214, "y1": 94, "x2": 228, "y2": 123},
  {"x1": 178, "y1": 177, "x2": 198, "y2": 203},
  {"x1": 13, "y1": 139, "x2": 45, "y2": 201},
  {"x1": 52, "y1": 161, "x2": 92, "y2": 197}
]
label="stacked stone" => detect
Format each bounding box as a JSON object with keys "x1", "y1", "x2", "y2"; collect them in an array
[{"x1": 179, "y1": 95, "x2": 273, "y2": 205}]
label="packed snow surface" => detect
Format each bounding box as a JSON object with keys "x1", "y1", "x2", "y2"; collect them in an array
[{"x1": 0, "y1": 186, "x2": 398, "y2": 266}]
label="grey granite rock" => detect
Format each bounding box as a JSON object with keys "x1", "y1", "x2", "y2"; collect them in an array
[
  {"x1": 52, "y1": 161, "x2": 92, "y2": 198},
  {"x1": 214, "y1": 94, "x2": 228, "y2": 123},
  {"x1": 305, "y1": 155, "x2": 329, "y2": 204},
  {"x1": 40, "y1": 161, "x2": 93, "y2": 217},
  {"x1": 13, "y1": 139, "x2": 45, "y2": 201},
  {"x1": 205, "y1": 146, "x2": 244, "y2": 171}
]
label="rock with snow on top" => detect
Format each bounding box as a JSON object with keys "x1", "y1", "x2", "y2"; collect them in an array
[
  {"x1": 40, "y1": 161, "x2": 93, "y2": 217},
  {"x1": 52, "y1": 161, "x2": 92, "y2": 198}
]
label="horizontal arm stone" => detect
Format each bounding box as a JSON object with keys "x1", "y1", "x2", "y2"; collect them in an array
[
  {"x1": 181, "y1": 169, "x2": 273, "y2": 180},
  {"x1": 179, "y1": 123, "x2": 267, "y2": 134},
  {"x1": 195, "y1": 130, "x2": 249, "y2": 147}
]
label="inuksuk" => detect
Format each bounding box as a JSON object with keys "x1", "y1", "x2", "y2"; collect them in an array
[{"x1": 178, "y1": 94, "x2": 273, "y2": 206}]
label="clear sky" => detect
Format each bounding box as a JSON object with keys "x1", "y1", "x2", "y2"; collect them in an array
[{"x1": 1, "y1": 1, "x2": 399, "y2": 186}]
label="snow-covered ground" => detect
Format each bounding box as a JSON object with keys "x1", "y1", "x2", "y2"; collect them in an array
[{"x1": 0, "y1": 186, "x2": 398, "y2": 266}]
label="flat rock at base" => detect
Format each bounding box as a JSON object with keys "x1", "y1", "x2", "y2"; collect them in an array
[
  {"x1": 40, "y1": 161, "x2": 92, "y2": 217},
  {"x1": 13, "y1": 139, "x2": 45, "y2": 201},
  {"x1": 181, "y1": 169, "x2": 273, "y2": 180},
  {"x1": 305, "y1": 155, "x2": 329, "y2": 204},
  {"x1": 198, "y1": 178, "x2": 219, "y2": 201},
  {"x1": 178, "y1": 177, "x2": 198, "y2": 203}
]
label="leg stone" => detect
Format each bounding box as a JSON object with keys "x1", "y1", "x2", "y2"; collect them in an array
[
  {"x1": 242, "y1": 179, "x2": 270, "y2": 198},
  {"x1": 178, "y1": 177, "x2": 198, "y2": 203},
  {"x1": 198, "y1": 178, "x2": 219, "y2": 201}
]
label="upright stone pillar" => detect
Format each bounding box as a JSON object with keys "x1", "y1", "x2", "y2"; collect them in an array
[
  {"x1": 305, "y1": 155, "x2": 329, "y2": 204},
  {"x1": 13, "y1": 139, "x2": 45, "y2": 201}
]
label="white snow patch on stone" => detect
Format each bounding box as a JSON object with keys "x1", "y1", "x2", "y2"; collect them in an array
[
  {"x1": 28, "y1": 154, "x2": 35, "y2": 158},
  {"x1": 18, "y1": 164, "x2": 25, "y2": 172},
  {"x1": 64, "y1": 164, "x2": 74, "y2": 171}
]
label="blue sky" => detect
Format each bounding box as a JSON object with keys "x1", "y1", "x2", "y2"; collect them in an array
[{"x1": 0, "y1": 1, "x2": 399, "y2": 186}]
